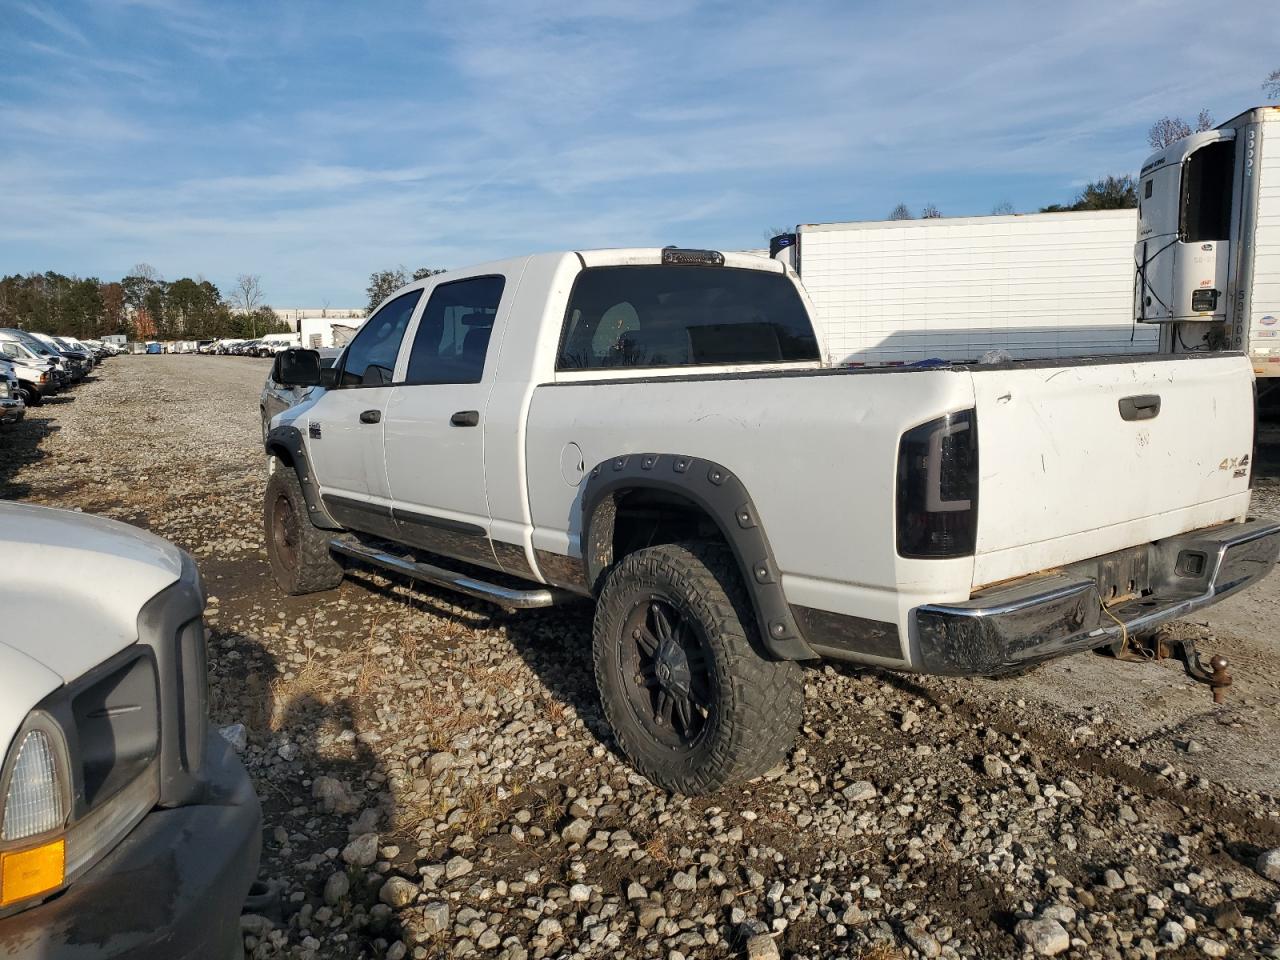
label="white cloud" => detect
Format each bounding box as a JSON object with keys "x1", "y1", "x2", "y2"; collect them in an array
[
  {"x1": 19, "y1": 3, "x2": 91, "y2": 47},
  {"x1": 2, "y1": 0, "x2": 1279, "y2": 300}
]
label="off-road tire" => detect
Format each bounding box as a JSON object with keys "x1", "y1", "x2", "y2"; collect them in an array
[
  {"x1": 593, "y1": 541, "x2": 803, "y2": 794},
  {"x1": 264, "y1": 465, "x2": 345, "y2": 595}
]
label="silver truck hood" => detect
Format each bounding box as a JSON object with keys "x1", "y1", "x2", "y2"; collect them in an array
[{"x1": 0, "y1": 502, "x2": 184, "y2": 684}]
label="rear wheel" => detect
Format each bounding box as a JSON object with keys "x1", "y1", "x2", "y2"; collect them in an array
[
  {"x1": 593, "y1": 541, "x2": 803, "y2": 794},
  {"x1": 264, "y1": 465, "x2": 345, "y2": 594}
]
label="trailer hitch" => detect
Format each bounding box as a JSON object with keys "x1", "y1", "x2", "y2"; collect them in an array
[{"x1": 1113, "y1": 630, "x2": 1232, "y2": 703}]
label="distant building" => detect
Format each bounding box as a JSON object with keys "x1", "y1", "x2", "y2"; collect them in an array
[{"x1": 271, "y1": 307, "x2": 364, "y2": 333}]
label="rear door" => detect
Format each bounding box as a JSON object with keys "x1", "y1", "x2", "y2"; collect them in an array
[
  {"x1": 382, "y1": 273, "x2": 508, "y2": 566},
  {"x1": 307, "y1": 289, "x2": 423, "y2": 539},
  {"x1": 969, "y1": 354, "x2": 1255, "y2": 586}
]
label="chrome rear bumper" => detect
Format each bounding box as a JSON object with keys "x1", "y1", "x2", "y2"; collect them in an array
[{"x1": 915, "y1": 519, "x2": 1280, "y2": 676}]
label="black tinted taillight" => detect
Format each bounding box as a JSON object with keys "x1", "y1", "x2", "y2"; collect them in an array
[{"x1": 896, "y1": 410, "x2": 978, "y2": 558}]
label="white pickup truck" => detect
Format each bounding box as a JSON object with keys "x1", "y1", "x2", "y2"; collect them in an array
[
  {"x1": 0, "y1": 503, "x2": 260, "y2": 958},
  {"x1": 264, "y1": 247, "x2": 1280, "y2": 794}
]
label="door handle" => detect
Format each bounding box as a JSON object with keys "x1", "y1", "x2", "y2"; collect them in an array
[
  {"x1": 451, "y1": 410, "x2": 480, "y2": 427},
  {"x1": 359, "y1": 409, "x2": 381, "y2": 424},
  {"x1": 1118, "y1": 394, "x2": 1160, "y2": 421}
]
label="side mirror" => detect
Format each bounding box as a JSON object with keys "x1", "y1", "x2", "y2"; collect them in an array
[{"x1": 277, "y1": 348, "x2": 321, "y2": 387}]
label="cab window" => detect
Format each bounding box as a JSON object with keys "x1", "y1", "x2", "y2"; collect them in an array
[
  {"x1": 339, "y1": 290, "x2": 422, "y2": 387},
  {"x1": 403, "y1": 276, "x2": 505, "y2": 384},
  {"x1": 558, "y1": 265, "x2": 819, "y2": 370}
]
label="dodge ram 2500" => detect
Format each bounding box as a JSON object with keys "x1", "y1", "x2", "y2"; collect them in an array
[{"x1": 263, "y1": 247, "x2": 1280, "y2": 794}]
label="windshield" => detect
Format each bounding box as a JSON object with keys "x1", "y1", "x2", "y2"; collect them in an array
[
  {"x1": 3, "y1": 331, "x2": 56, "y2": 357},
  {"x1": 1, "y1": 340, "x2": 37, "y2": 360}
]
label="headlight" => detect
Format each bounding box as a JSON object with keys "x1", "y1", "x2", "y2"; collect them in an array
[{"x1": 2, "y1": 731, "x2": 65, "y2": 840}]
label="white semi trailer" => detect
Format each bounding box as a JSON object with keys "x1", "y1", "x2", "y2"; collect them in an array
[
  {"x1": 770, "y1": 209, "x2": 1154, "y2": 366},
  {"x1": 1135, "y1": 105, "x2": 1280, "y2": 386}
]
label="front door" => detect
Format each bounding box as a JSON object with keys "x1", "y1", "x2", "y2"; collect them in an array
[
  {"x1": 383, "y1": 274, "x2": 507, "y2": 566},
  {"x1": 307, "y1": 288, "x2": 423, "y2": 539}
]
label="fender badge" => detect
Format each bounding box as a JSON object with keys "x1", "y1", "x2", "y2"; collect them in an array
[{"x1": 309, "y1": 422, "x2": 322, "y2": 439}]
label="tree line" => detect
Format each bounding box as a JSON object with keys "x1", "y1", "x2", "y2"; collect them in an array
[{"x1": 0, "y1": 265, "x2": 290, "y2": 341}]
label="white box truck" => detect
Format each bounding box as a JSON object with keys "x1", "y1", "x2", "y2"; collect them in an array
[
  {"x1": 1135, "y1": 106, "x2": 1280, "y2": 388},
  {"x1": 771, "y1": 209, "x2": 1155, "y2": 366}
]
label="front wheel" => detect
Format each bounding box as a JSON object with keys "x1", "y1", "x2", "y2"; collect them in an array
[
  {"x1": 593, "y1": 541, "x2": 803, "y2": 795},
  {"x1": 17, "y1": 385, "x2": 40, "y2": 406},
  {"x1": 264, "y1": 465, "x2": 345, "y2": 595}
]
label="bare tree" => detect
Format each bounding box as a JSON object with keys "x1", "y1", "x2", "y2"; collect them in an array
[
  {"x1": 233, "y1": 274, "x2": 263, "y2": 314},
  {"x1": 991, "y1": 201, "x2": 1016, "y2": 215},
  {"x1": 921, "y1": 203, "x2": 942, "y2": 219},
  {"x1": 888, "y1": 203, "x2": 912, "y2": 221},
  {"x1": 1148, "y1": 110, "x2": 1214, "y2": 150},
  {"x1": 232, "y1": 274, "x2": 265, "y2": 336},
  {"x1": 763, "y1": 225, "x2": 792, "y2": 243},
  {"x1": 1266, "y1": 68, "x2": 1280, "y2": 100},
  {"x1": 130, "y1": 262, "x2": 162, "y2": 283}
]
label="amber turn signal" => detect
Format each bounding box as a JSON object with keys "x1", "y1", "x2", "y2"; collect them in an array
[{"x1": 0, "y1": 838, "x2": 66, "y2": 907}]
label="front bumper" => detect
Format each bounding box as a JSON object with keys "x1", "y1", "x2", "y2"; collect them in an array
[
  {"x1": 0, "y1": 732, "x2": 261, "y2": 960},
  {"x1": 916, "y1": 519, "x2": 1280, "y2": 676},
  {"x1": 0, "y1": 398, "x2": 24, "y2": 424}
]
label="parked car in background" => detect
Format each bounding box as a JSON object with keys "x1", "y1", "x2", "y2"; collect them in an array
[
  {"x1": 0, "y1": 502, "x2": 261, "y2": 958},
  {"x1": 0, "y1": 330, "x2": 70, "y2": 389},
  {"x1": 0, "y1": 334, "x2": 60, "y2": 403},
  {"x1": 29, "y1": 333, "x2": 90, "y2": 381},
  {"x1": 260, "y1": 347, "x2": 339, "y2": 443},
  {"x1": 0, "y1": 357, "x2": 26, "y2": 426}
]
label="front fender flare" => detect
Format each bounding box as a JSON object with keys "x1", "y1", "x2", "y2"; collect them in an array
[
  {"x1": 581, "y1": 453, "x2": 816, "y2": 661},
  {"x1": 265, "y1": 424, "x2": 342, "y2": 530}
]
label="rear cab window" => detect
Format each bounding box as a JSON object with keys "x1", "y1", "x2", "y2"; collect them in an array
[{"x1": 556, "y1": 265, "x2": 820, "y2": 372}]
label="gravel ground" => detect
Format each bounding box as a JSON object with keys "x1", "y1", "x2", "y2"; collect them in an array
[{"x1": 3, "y1": 355, "x2": 1280, "y2": 960}]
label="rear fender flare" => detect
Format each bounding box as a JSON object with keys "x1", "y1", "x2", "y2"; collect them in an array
[{"x1": 581, "y1": 453, "x2": 816, "y2": 661}]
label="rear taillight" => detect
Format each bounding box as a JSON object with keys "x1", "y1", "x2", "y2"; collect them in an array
[{"x1": 896, "y1": 409, "x2": 978, "y2": 558}]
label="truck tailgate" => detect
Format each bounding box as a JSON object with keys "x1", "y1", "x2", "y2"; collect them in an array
[{"x1": 970, "y1": 354, "x2": 1254, "y2": 587}]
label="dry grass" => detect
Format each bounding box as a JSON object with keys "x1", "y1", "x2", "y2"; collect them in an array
[
  {"x1": 642, "y1": 833, "x2": 673, "y2": 866},
  {"x1": 854, "y1": 945, "x2": 907, "y2": 960}
]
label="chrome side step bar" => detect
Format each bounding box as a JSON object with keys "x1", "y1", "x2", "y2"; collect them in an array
[{"x1": 328, "y1": 538, "x2": 571, "y2": 610}]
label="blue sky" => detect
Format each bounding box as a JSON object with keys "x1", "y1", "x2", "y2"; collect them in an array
[{"x1": 1, "y1": 0, "x2": 1277, "y2": 305}]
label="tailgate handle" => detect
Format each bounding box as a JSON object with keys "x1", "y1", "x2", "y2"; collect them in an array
[{"x1": 1119, "y1": 394, "x2": 1161, "y2": 421}]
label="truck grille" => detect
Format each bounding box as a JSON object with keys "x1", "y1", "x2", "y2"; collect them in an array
[{"x1": 71, "y1": 653, "x2": 159, "y2": 809}]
